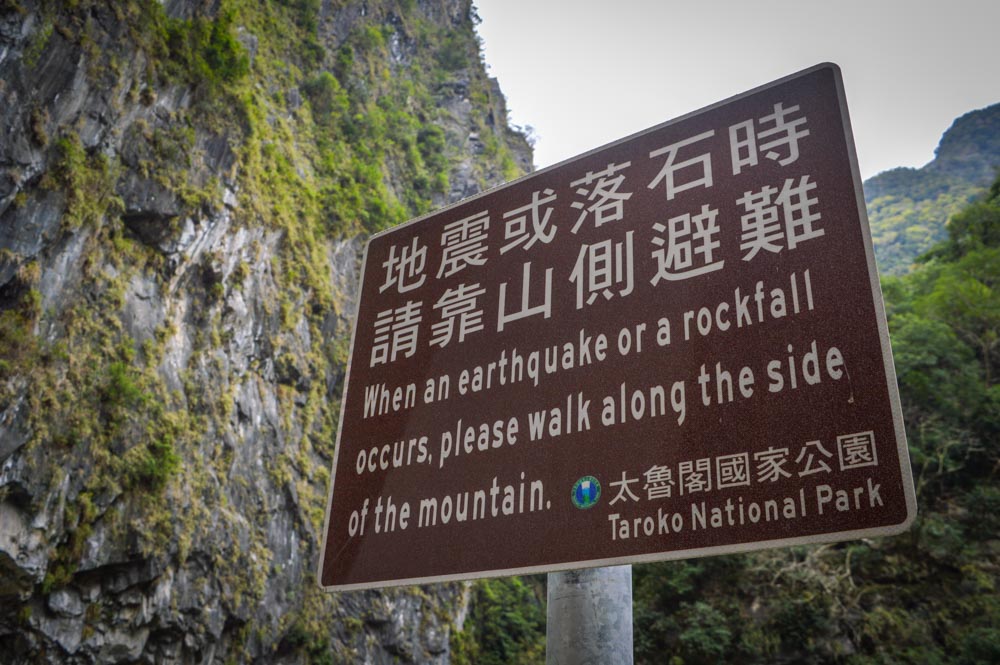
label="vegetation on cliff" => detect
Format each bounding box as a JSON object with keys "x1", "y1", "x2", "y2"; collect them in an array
[{"x1": 0, "y1": 0, "x2": 528, "y2": 661}]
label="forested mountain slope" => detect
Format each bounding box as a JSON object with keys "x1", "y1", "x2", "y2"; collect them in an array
[
  {"x1": 0, "y1": 1, "x2": 529, "y2": 662},
  {"x1": 865, "y1": 102, "x2": 1000, "y2": 274}
]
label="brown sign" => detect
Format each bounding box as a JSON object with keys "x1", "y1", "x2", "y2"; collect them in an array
[{"x1": 318, "y1": 63, "x2": 916, "y2": 591}]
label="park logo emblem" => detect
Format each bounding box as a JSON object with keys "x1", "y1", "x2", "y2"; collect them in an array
[{"x1": 571, "y1": 476, "x2": 601, "y2": 509}]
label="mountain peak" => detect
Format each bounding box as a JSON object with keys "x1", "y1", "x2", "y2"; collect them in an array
[
  {"x1": 930, "y1": 102, "x2": 1000, "y2": 181},
  {"x1": 863, "y1": 102, "x2": 1000, "y2": 274}
]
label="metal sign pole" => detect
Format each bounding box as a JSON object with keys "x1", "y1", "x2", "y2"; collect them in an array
[{"x1": 546, "y1": 565, "x2": 633, "y2": 665}]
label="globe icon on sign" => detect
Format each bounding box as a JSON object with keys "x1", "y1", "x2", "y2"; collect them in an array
[{"x1": 571, "y1": 476, "x2": 601, "y2": 509}]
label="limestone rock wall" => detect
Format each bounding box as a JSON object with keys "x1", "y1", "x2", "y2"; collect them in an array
[{"x1": 0, "y1": 0, "x2": 530, "y2": 662}]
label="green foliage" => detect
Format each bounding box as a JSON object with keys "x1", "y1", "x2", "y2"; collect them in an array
[
  {"x1": 918, "y1": 249, "x2": 1000, "y2": 386},
  {"x1": 417, "y1": 125, "x2": 449, "y2": 184},
  {"x1": 867, "y1": 185, "x2": 981, "y2": 275},
  {"x1": 677, "y1": 602, "x2": 732, "y2": 662},
  {"x1": 274, "y1": 0, "x2": 324, "y2": 64},
  {"x1": 957, "y1": 627, "x2": 1000, "y2": 665},
  {"x1": 22, "y1": 18, "x2": 53, "y2": 69},
  {"x1": 163, "y1": 9, "x2": 249, "y2": 89},
  {"x1": 925, "y1": 185, "x2": 1000, "y2": 261},
  {"x1": 451, "y1": 577, "x2": 546, "y2": 665},
  {"x1": 634, "y1": 557, "x2": 751, "y2": 663},
  {"x1": 0, "y1": 264, "x2": 41, "y2": 379},
  {"x1": 44, "y1": 134, "x2": 123, "y2": 230},
  {"x1": 280, "y1": 617, "x2": 335, "y2": 665},
  {"x1": 888, "y1": 314, "x2": 981, "y2": 421},
  {"x1": 436, "y1": 33, "x2": 471, "y2": 71},
  {"x1": 102, "y1": 361, "x2": 147, "y2": 411},
  {"x1": 302, "y1": 72, "x2": 349, "y2": 122},
  {"x1": 41, "y1": 563, "x2": 75, "y2": 594},
  {"x1": 123, "y1": 429, "x2": 181, "y2": 491},
  {"x1": 30, "y1": 106, "x2": 49, "y2": 146},
  {"x1": 357, "y1": 23, "x2": 387, "y2": 53}
]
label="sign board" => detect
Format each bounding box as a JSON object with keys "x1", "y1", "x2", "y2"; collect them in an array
[{"x1": 319, "y1": 63, "x2": 916, "y2": 591}]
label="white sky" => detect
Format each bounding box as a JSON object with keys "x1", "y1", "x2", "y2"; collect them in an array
[{"x1": 474, "y1": 0, "x2": 1000, "y2": 180}]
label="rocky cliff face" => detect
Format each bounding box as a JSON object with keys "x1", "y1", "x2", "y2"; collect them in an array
[{"x1": 0, "y1": 0, "x2": 530, "y2": 662}]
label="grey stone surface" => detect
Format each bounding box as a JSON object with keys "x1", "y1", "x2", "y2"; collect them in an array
[{"x1": 0, "y1": 0, "x2": 530, "y2": 662}]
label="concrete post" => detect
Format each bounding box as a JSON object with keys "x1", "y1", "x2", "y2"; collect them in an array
[{"x1": 546, "y1": 565, "x2": 633, "y2": 665}]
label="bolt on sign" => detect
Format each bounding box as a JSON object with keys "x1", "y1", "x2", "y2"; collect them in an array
[{"x1": 318, "y1": 63, "x2": 916, "y2": 591}]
